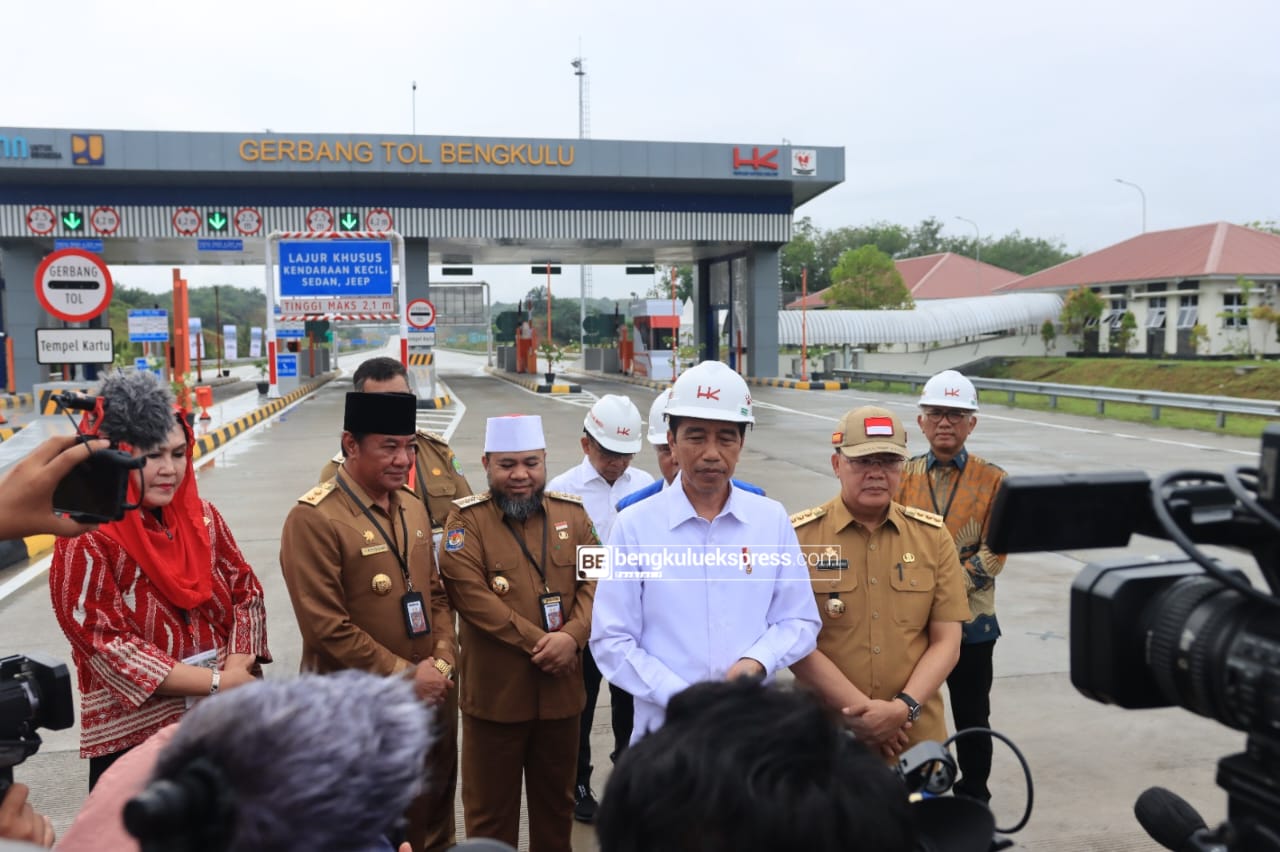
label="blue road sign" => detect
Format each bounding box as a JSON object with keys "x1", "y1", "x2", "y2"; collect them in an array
[
  {"x1": 277, "y1": 240, "x2": 393, "y2": 297},
  {"x1": 275, "y1": 353, "x2": 299, "y2": 378},
  {"x1": 135, "y1": 357, "x2": 149, "y2": 371},
  {"x1": 198, "y1": 239, "x2": 244, "y2": 252},
  {"x1": 128, "y1": 308, "x2": 170, "y2": 342},
  {"x1": 55, "y1": 238, "x2": 104, "y2": 252}
]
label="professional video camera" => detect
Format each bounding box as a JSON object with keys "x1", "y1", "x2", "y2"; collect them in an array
[
  {"x1": 51, "y1": 391, "x2": 146, "y2": 523},
  {"x1": 988, "y1": 424, "x2": 1280, "y2": 852},
  {"x1": 0, "y1": 653, "x2": 74, "y2": 798}
]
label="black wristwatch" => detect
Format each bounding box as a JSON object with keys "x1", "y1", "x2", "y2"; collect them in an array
[{"x1": 896, "y1": 692, "x2": 921, "y2": 722}]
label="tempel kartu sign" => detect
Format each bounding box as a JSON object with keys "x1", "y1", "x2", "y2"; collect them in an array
[{"x1": 277, "y1": 240, "x2": 393, "y2": 297}]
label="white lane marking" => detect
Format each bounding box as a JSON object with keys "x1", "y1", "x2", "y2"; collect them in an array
[{"x1": 752, "y1": 398, "x2": 1257, "y2": 456}]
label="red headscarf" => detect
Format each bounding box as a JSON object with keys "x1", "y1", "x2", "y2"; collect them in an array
[{"x1": 99, "y1": 411, "x2": 213, "y2": 611}]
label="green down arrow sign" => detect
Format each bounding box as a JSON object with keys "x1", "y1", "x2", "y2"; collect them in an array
[
  {"x1": 207, "y1": 211, "x2": 228, "y2": 231},
  {"x1": 62, "y1": 211, "x2": 83, "y2": 231},
  {"x1": 340, "y1": 212, "x2": 360, "y2": 230}
]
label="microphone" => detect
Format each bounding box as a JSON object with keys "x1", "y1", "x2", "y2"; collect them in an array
[
  {"x1": 97, "y1": 370, "x2": 180, "y2": 450},
  {"x1": 1133, "y1": 787, "x2": 1224, "y2": 852}
]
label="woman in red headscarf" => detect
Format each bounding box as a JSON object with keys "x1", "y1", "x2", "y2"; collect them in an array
[{"x1": 49, "y1": 374, "x2": 270, "y2": 790}]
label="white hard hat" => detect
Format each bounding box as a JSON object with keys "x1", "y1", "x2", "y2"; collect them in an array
[
  {"x1": 664, "y1": 360, "x2": 754, "y2": 424},
  {"x1": 584, "y1": 394, "x2": 643, "y2": 453},
  {"x1": 919, "y1": 370, "x2": 979, "y2": 411},
  {"x1": 647, "y1": 390, "x2": 672, "y2": 446}
]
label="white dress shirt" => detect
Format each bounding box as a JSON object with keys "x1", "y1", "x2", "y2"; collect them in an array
[
  {"x1": 590, "y1": 473, "x2": 821, "y2": 742},
  {"x1": 547, "y1": 455, "x2": 656, "y2": 543}
]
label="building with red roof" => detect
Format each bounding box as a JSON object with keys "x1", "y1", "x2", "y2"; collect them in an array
[
  {"x1": 787, "y1": 252, "x2": 1020, "y2": 309},
  {"x1": 997, "y1": 222, "x2": 1280, "y2": 357}
]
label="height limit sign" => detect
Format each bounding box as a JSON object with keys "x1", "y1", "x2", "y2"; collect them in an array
[{"x1": 407, "y1": 299, "x2": 436, "y2": 330}]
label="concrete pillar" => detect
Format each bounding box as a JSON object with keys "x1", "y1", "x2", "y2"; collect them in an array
[
  {"x1": 696, "y1": 259, "x2": 714, "y2": 364},
  {"x1": 0, "y1": 242, "x2": 51, "y2": 392},
  {"x1": 404, "y1": 238, "x2": 431, "y2": 304},
  {"x1": 744, "y1": 245, "x2": 781, "y2": 377}
]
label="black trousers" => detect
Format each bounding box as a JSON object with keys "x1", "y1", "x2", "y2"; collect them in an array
[
  {"x1": 577, "y1": 645, "x2": 634, "y2": 786},
  {"x1": 88, "y1": 746, "x2": 132, "y2": 791},
  {"x1": 947, "y1": 640, "x2": 995, "y2": 802}
]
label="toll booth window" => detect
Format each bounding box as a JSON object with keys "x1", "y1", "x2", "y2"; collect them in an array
[{"x1": 652, "y1": 328, "x2": 675, "y2": 349}]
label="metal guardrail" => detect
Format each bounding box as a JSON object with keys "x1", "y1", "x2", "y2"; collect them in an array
[{"x1": 833, "y1": 369, "x2": 1280, "y2": 428}]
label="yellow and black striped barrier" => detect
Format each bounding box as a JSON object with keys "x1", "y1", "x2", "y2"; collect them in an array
[
  {"x1": 484, "y1": 367, "x2": 582, "y2": 395},
  {"x1": 192, "y1": 373, "x2": 336, "y2": 461},
  {"x1": 0, "y1": 393, "x2": 33, "y2": 411},
  {"x1": 746, "y1": 377, "x2": 848, "y2": 391},
  {"x1": 38, "y1": 387, "x2": 93, "y2": 415},
  {"x1": 408, "y1": 352, "x2": 434, "y2": 366},
  {"x1": 418, "y1": 394, "x2": 453, "y2": 409}
]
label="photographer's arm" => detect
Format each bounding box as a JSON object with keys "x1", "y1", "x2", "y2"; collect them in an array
[
  {"x1": 0, "y1": 434, "x2": 109, "y2": 539},
  {"x1": 0, "y1": 783, "x2": 55, "y2": 848}
]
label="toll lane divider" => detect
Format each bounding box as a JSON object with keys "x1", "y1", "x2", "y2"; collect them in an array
[
  {"x1": 417, "y1": 393, "x2": 453, "y2": 409},
  {"x1": 192, "y1": 372, "x2": 336, "y2": 460},
  {"x1": 572, "y1": 369, "x2": 848, "y2": 392},
  {"x1": 485, "y1": 367, "x2": 581, "y2": 395},
  {"x1": 0, "y1": 393, "x2": 33, "y2": 411}
]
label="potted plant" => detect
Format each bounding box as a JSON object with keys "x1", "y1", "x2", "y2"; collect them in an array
[
  {"x1": 170, "y1": 372, "x2": 197, "y2": 423},
  {"x1": 538, "y1": 341, "x2": 565, "y2": 385},
  {"x1": 253, "y1": 359, "x2": 270, "y2": 395}
]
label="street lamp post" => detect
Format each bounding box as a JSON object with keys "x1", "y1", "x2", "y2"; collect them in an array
[
  {"x1": 572, "y1": 55, "x2": 588, "y2": 353},
  {"x1": 1114, "y1": 178, "x2": 1147, "y2": 233},
  {"x1": 955, "y1": 216, "x2": 981, "y2": 292}
]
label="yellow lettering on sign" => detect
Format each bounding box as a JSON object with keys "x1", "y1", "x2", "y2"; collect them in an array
[
  {"x1": 315, "y1": 141, "x2": 332, "y2": 161},
  {"x1": 239, "y1": 139, "x2": 259, "y2": 161},
  {"x1": 238, "y1": 138, "x2": 575, "y2": 167},
  {"x1": 440, "y1": 142, "x2": 455, "y2": 164},
  {"x1": 259, "y1": 140, "x2": 278, "y2": 162},
  {"x1": 332, "y1": 141, "x2": 350, "y2": 161},
  {"x1": 475, "y1": 144, "x2": 492, "y2": 165},
  {"x1": 355, "y1": 141, "x2": 374, "y2": 163},
  {"x1": 456, "y1": 142, "x2": 473, "y2": 164},
  {"x1": 492, "y1": 143, "x2": 510, "y2": 165},
  {"x1": 557, "y1": 144, "x2": 575, "y2": 166},
  {"x1": 277, "y1": 140, "x2": 295, "y2": 161},
  {"x1": 297, "y1": 140, "x2": 315, "y2": 161},
  {"x1": 415, "y1": 143, "x2": 432, "y2": 164},
  {"x1": 380, "y1": 141, "x2": 396, "y2": 163}
]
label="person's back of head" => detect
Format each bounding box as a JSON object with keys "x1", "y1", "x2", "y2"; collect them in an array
[
  {"x1": 129, "y1": 670, "x2": 432, "y2": 852},
  {"x1": 596, "y1": 679, "x2": 913, "y2": 852},
  {"x1": 352, "y1": 356, "x2": 410, "y2": 392}
]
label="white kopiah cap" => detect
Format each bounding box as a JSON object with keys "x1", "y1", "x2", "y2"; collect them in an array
[{"x1": 484, "y1": 415, "x2": 546, "y2": 453}]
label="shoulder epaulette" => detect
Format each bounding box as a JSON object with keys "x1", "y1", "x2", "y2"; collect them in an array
[
  {"x1": 790, "y1": 506, "x2": 826, "y2": 528},
  {"x1": 546, "y1": 490, "x2": 584, "y2": 504},
  {"x1": 901, "y1": 505, "x2": 945, "y2": 528},
  {"x1": 330, "y1": 451, "x2": 345, "y2": 464},
  {"x1": 298, "y1": 481, "x2": 337, "y2": 506},
  {"x1": 417, "y1": 428, "x2": 450, "y2": 445},
  {"x1": 453, "y1": 492, "x2": 492, "y2": 509}
]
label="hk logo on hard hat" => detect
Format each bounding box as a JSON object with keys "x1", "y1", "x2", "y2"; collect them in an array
[
  {"x1": 616, "y1": 427, "x2": 630, "y2": 436},
  {"x1": 696, "y1": 386, "x2": 720, "y2": 400},
  {"x1": 945, "y1": 388, "x2": 960, "y2": 397}
]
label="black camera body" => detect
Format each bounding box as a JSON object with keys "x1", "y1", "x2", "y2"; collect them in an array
[
  {"x1": 50, "y1": 391, "x2": 146, "y2": 523},
  {"x1": 0, "y1": 652, "x2": 75, "y2": 796},
  {"x1": 989, "y1": 424, "x2": 1280, "y2": 850}
]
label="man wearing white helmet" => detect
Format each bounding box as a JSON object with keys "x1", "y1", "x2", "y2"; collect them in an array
[
  {"x1": 616, "y1": 390, "x2": 765, "y2": 512},
  {"x1": 547, "y1": 394, "x2": 655, "y2": 822},
  {"x1": 591, "y1": 361, "x2": 821, "y2": 742},
  {"x1": 898, "y1": 369, "x2": 1007, "y2": 804}
]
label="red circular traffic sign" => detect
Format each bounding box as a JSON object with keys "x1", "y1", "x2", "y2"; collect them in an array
[
  {"x1": 34, "y1": 249, "x2": 114, "y2": 322},
  {"x1": 366, "y1": 208, "x2": 394, "y2": 231},
  {"x1": 26, "y1": 206, "x2": 55, "y2": 235},
  {"x1": 172, "y1": 207, "x2": 202, "y2": 235},
  {"x1": 306, "y1": 208, "x2": 334, "y2": 231},
  {"x1": 406, "y1": 299, "x2": 436, "y2": 329},
  {"x1": 91, "y1": 206, "x2": 121, "y2": 235},
  {"x1": 234, "y1": 207, "x2": 263, "y2": 236}
]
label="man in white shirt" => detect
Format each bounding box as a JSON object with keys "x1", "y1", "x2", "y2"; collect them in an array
[
  {"x1": 547, "y1": 394, "x2": 654, "y2": 823},
  {"x1": 591, "y1": 361, "x2": 821, "y2": 743}
]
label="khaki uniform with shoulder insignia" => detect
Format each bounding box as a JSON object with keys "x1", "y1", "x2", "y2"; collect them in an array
[
  {"x1": 791, "y1": 497, "x2": 969, "y2": 746},
  {"x1": 320, "y1": 428, "x2": 473, "y2": 535},
  {"x1": 437, "y1": 489, "x2": 598, "y2": 852},
  {"x1": 280, "y1": 472, "x2": 458, "y2": 852}
]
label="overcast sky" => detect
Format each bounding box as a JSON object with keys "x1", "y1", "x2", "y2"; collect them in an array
[{"x1": 7, "y1": 0, "x2": 1278, "y2": 304}]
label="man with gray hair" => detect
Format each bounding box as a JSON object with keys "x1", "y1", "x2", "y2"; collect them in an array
[{"x1": 122, "y1": 670, "x2": 432, "y2": 852}]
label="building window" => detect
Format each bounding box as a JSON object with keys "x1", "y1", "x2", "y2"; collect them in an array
[
  {"x1": 1106, "y1": 298, "x2": 1128, "y2": 329},
  {"x1": 1176, "y1": 295, "x2": 1198, "y2": 329},
  {"x1": 1223, "y1": 293, "x2": 1248, "y2": 329},
  {"x1": 1147, "y1": 296, "x2": 1167, "y2": 329}
]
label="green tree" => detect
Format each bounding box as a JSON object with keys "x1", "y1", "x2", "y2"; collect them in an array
[
  {"x1": 1059, "y1": 286, "x2": 1106, "y2": 349},
  {"x1": 1110, "y1": 311, "x2": 1138, "y2": 354},
  {"x1": 904, "y1": 217, "x2": 948, "y2": 257},
  {"x1": 1251, "y1": 304, "x2": 1280, "y2": 347},
  {"x1": 1187, "y1": 322, "x2": 1210, "y2": 355},
  {"x1": 825, "y1": 246, "x2": 914, "y2": 310},
  {"x1": 644, "y1": 265, "x2": 693, "y2": 302},
  {"x1": 1040, "y1": 319, "x2": 1057, "y2": 355},
  {"x1": 1244, "y1": 219, "x2": 1280, "y2": 236},
  {"x1": 781, "y1": 216, "x2": 823, "y2": 295},
  {"x1": 978, "y1": 231, "x2": 1077, "y2": 275}
]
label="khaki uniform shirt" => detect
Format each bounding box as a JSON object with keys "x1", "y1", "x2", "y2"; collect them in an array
[
  {"x1": 792, "y1": 497, "x2": 969, "y2": 745},
  {"x1": 320, "y1": 429, "x2": 473, "y2": 532},
  {"x1": 280, "y1": 472, "x2": 456, "y2": 676},
  {"x1": 438, "y1": 492, "x2": 598, "y2": 723}
]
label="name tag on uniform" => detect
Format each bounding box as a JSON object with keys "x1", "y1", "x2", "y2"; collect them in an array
[
  {"x1": 361, "y1": 544, "x2": 390, "y2": 557},
  {"x1": 402, "y1": 591, "x2": 430, "y2": 638},
  {"x1": 539, "y1": 592, "x2": 565, "y2": 632},
  {"x1": 815, "y1": 559, "x2": 849, "y2": 570}
]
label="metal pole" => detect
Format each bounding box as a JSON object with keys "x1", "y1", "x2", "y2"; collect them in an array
[
  {"x1": 671, "y1": 266, "x2": 678, "y2": 382},
  {"x1": 412, "y1": 81, "x2": 417, "y2": 135},
  {"x1": 801, "y1": 266, "x2": 808, "y2": 382},
  {"x1": 574, "y1": 56, "x2": 587, "y2": 354},
  {"x1": 214, "y1": 285, "x2": 223, "y2": 376},
  {"x1": 955, "y1": 216, "x2": 981, "y2": 293},
  {"x1": 1114, "y1": 178, "x2": 1147, "y2": 233}
]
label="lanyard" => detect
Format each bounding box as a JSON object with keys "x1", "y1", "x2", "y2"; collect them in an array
[
  {"x1": 336, "y1": 472, "x2": 414, "y2": 591},
  {"x1": 926, "y1": 460, "x2": 963, "y2": 521},
  {"x1": 502, "y1": 514, "x2": 550, "y2": 593}
]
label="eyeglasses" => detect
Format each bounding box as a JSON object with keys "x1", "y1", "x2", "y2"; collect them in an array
[
  {"x1": 846, "y1": 455, "x2": 905, "y2": 471},
  {"x1": 922, "y1": 409, "x2": 970, "y2": 424}
]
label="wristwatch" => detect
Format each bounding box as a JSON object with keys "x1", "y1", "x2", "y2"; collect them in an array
[
  {"x1": 895, "y1": 691, "x2": 921, "y2": 722},
  {"x1": 209, "y1": 668, "x2": 221, "y2": 696},
  {"x1": 433, "y1": 659, "x2": 454, "y2": 680}
]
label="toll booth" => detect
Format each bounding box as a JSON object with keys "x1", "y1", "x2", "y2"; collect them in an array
[
  {"x1": 629, "y1": 300, "x2": 680, "y2": 381},
  {"x1": 515, "y1": 321, "x2": 538, "y2": 374}
]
